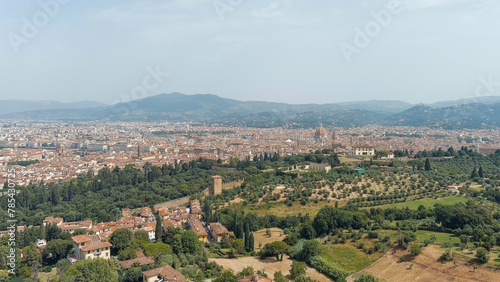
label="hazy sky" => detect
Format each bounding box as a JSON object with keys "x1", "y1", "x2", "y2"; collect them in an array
[{"x1": 1, "y1": 0, "x2": 499, "y2": 105}]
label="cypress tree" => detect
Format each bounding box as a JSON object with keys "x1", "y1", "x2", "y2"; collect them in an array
[
  {"x1": 244, "y1": 223, "x2": 250, "y2": 251},
  {"x1": 155, "y1": 214, "x2": 162, "y2": 242},
  {"x1": 470, "y1": 167, "x2": 477, "y2": 178},
  {"x1": 471, "y1": 167, "x2": 478, "y2": 178},
  {"x1": 478, "y1": 166, "x2": 484, "y2": 178},
  {"x1": 425, "y1": 158, "x2": 431, "y2": 171},
  {"x1": 248, "y1": 233, "x2": 255, "y2": 252},
  {"x1": 236, "y1": 222, "x2": 244, "y2": 239}
]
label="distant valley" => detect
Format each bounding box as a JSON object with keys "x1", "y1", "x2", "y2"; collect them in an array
[{"x1": 2, "y1": 93, "x2": 500, "y2": 129}]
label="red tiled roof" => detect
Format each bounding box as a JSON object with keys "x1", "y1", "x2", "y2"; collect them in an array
[
  {"x1": 80, "y1": 240, "x2": 112, "y2": 252},
  {"x1": 71, "y1": 234, "x2": 93, "y2": 244},
  {"x1": 120, "y1": 250, "x2": 154, "y2": 269},
  {"x1": 142, "y1": 265, "x2": 187, "y2": 282}
]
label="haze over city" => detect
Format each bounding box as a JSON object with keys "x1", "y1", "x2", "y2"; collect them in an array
[{"x1": 1, "y1": 0, "x2": 500, "y2": 104}]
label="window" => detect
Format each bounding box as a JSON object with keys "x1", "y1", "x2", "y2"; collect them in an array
[{"x1": 87, "y1": 256, "x2": 90, "y2": 259}]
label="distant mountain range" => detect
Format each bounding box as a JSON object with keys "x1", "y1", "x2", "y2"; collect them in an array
[
  {"x1": 0, "y1": 100, "x2": 106, "y2": 115},
  {"x1": 1, "y1": 93, "x2": 500, "y2": 129}
]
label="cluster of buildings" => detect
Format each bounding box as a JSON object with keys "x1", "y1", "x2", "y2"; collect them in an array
[
  {"x1": 40, "y1": 197, "x2": 230, "y2": 259},
  {"x1": 2, "y1": 122, "x2": 499, "y2": 186},
  {"x1": 8, "y1": 196, "x2": 231, "y2": 281}
]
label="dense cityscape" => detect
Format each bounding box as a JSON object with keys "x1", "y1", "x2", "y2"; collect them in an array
[{"x1": 2, "y1": 122, "x2": 500, "y2": 186}]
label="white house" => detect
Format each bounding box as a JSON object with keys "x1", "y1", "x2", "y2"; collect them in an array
[{"x1": 353, "y1": 146, "x2": 375, "y2": 156}]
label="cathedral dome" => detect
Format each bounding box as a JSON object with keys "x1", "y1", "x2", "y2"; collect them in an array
[{"x1": 315, "y1": 127, "x2": 327, "y2": 137}]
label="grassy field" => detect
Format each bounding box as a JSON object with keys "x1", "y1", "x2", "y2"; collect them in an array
[
  {"x1": 319, "y1": 241, "x2": 384, "y2": 273},
  {"x1": 248, "y1": 200, "x2": 347, "y2": 217},
  {"x1": 377, "y1": 229, "x2": 461, "y2": 246},
  {"x1": 253, "y1": 227, "x2": 287, "y2": 252},
  {"x1": 363, "y1": 195, "x2": 467, "y2": 210}
]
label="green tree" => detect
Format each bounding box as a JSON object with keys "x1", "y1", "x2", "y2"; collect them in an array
[
  {"x1": 440, "y1": 250, "x2": 453, "y2": 261},
  {"x1": 120, "y1": 267, "x2": 143, "y2": 282},
  {"x1": 410, "y1": 243, "x2": 422, "y2": 256},
  {"x1": 300, "y1": 223, "x2": 316, "y2": 240},
  {"x1": 144, "y1": 242, "x2": 173, "y2": 263},
  {"x1": 301, "y1": 240, "x2": 320, "y2": 262},
  {"x1": 118, "y1": 248, "x2": 137, "y2": 261},
  {"x1": 233, "y1": 239, "x2": 245, "y2": 254},
  {"x1": 164, "y1": 226, "x2": 183, "y2": 254},
  {"x1": 424, "y1": 158, "x2": 431, "y2": 171},
  {"x1": 397, "y1": 231, "x2": 416, "y2": 249},
  {"x1": 260, "y1": 241, "x2": 290, "y2": 261},
  {"x1": 459, "y1": 235, "x2": 469, "y2": 249},
  {"x1": 203, "y1": 197, "x2": 213, "y2": 223},
  {"x1": 478, "y1": 166, "x2": 484, "y2": 178},
  {"x1": 155, "y1": 214, "x2": 162, "y2": 242},
  {"x1": 214, "y1": 269, "x2": 238, "y2": 282},
  {"x1": 471, "y1": 167, "x2": 478, "y2": 178},
  {"x1": 22, "y1": 244, "x2": 41, "y2": 267},
  {"x1": 274, "y1": 270, "x2": 288, "y2": 282},
  {"x1": 476, "y1": 247, "x2": 489, "y2": 263},
  {"x1": 290, "y1": 261, "x2": 307, "y2": 280},
  {"x1": 62, "y1": 258, "x2": 119, "y2": 282},
  {"x1": 237, "y1": 266, "x2": 254, "y2": 279},
  {"x1": 110, "y1": 228, "x2": 133, "y2": 253},
  {"x1": 266, "y1": 228, "x2": 272, "y2": 237},
  {"x1": 42, "y1": 239, "x2": 73, "y2": 265},
  {"x1": 133, "y1": 230, "x2": 150, "y2": 248},
  {"x1": 19, "y1": 265, "x2": 31, "y2": 278},
  {"x1": 73, "y1": 229, "x2": 87, "y2": 236},
  {"x1": 375, "y1": 151, "x2": 388, "y2": 160},
  {"x1": 181, "y1": 230, "x2": 200, "y2": 254},
  {"x1": 248, "y1": 233, "x2": 255, "y2": 252}
]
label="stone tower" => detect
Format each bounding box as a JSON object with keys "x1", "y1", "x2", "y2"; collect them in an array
[{"x1": 210, "y1": 175, "x2": 222, "y2": 195}]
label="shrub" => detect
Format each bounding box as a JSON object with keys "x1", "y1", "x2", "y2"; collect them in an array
[
  {"x1": 476, "y1": 247, "x2": 489, "y2": 263},
  {"x1": 354, "y1": 272, "x2": 379, "y2": 282},
  {"x1": 440, "y1": 250, "x2": 452, "y2": 261},
  {"x1": 309, "y1": 256, "x2": 349, "y2": 280},
  {"x1": 410, "y1": 243, "x2": 422, "y2": 256}
]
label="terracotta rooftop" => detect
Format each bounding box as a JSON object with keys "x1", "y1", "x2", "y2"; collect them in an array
[
  {"x1": 120, "y1": 250, "x2": 154, "y2": 269},
  {"x1": 209, "y1": 222, "x2": 229, "y2": 235},
  {"x1": 80, "y1": 240, "x2": 112, "y2": 252},
  {"x1": 142, "y1": 265, "x2": 187, "y2": 282},
  {"x1": 71, "y1": 234, "x2": 93, "y2": 244}
]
